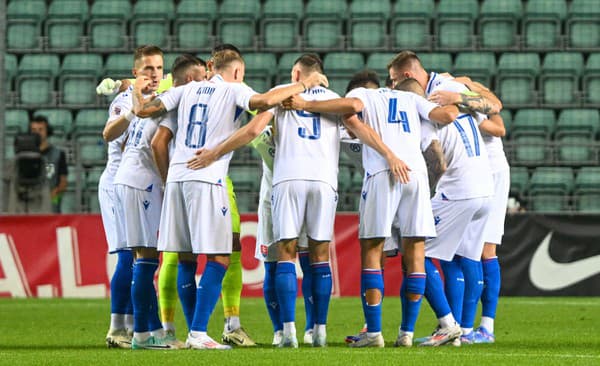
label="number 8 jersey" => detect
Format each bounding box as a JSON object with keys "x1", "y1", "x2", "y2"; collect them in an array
[{"x1": 159, "y1": 74, "x2": 257, "y2": 184}]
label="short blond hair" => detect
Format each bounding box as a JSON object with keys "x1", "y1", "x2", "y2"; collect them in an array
[
  {"x1": 212, "y1": 49, "x2": 244, "y2": 71},
  {"x1": 387, "y1": 50, "x2": 421, "y2": 73},
  {"x1": 395, "y1": 77, "x2": 425, "y2": 97}
]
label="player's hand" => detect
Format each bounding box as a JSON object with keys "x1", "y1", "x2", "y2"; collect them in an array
[
  {"x1": 186, "y1": 148, "x2": 218, "y2": 170},
  {"x1": 303, "y1": 72, "x2": 329, "y2": 89},
  {"x1": 282, "y1": 95, "x2": 307, "y2": 111},
  {"x1": 96, "y1": 78, "x2": 122, "y2": 96},
  {"x1": 134, "y1": 75, "x2": 152, "y2": 92},
  {"x1": 387, "y1": 154, "x2": 411, "y2": 184},
  {"x1": 428, "y1": 90, "x2": 462, "y2": 106}
]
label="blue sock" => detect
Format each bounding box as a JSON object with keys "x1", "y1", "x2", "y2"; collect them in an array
[
  {"x1": 311, "y1": 262, "x2": 332, "y2": 326},
  {"x1": 424, "y1": 258, "x2": 453, "y2": 318},
  {"x1": 461, "y1": 257, "x2": 484, "y2": 329},
  {"x1": 177, "y1": 260, "x2": 197, "y2": 330},
  {"x1": 361, "y1": 269, "x2": 384, "y2": 333},
  {"x1": 263, "y1": 261, "x2": 282, "y2": 332},
  {"x1": 275, "y1": 262, "x2": 297, "y2": 323},
  {"x1": 481, "y1": 257, "x2": 501, "y2": 319},
  {"x1": 147, "y1": 282, "x2": 162, "y2": 332},
  {"x1": 440, "y1": 257, "x2": 465, "y2": 324},
  {"x1": 299, "y1": 252, "x2": 314, "y2": 331},
  {"x1": 111, "y1": 250, "x2": 133, "y2": 315},
  {"x1": 131, "y1": 258, "x2": 159, "y2": 333},
  {"x1": 191, "y1": 261, "x2": 227, "y2": 332},
  {"x1": 400, "y1": 272, "x2": 426, "y2": 332}
]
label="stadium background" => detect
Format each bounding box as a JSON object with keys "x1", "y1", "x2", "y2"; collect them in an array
[{"x1": 1, "y1": 0, "x2": 599, "y2": 298}]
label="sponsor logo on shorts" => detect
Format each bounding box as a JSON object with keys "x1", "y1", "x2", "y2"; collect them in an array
[
  {"x1": 221, "y1": 206, "x2": 228, "y2": 216},
  {"x1": 434, "y1": 216, "x2": 441, "y2": 225},
  {"x1": 361, "y1": 191, "x2": 367, "y2": 200},
  {"x1": 143, "y1": 200, "x2": 150, "y2": 210},
  {"x1": 216, "y1": 179, "x2": 223, "y2": 186}
]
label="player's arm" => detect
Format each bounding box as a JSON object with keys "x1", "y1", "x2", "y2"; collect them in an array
[
  {"x1": 248, "y1": 72, "x2": 328, "y2": 111},
  {"x1": 427, "y1": 105, "x2": 460, "y2": 125},
  {"x1": 478, "y1": 113, "x2": 505, "y2": 137},
  {"x1": 343, "y1": 114, "x2": 411, "y2": 183},
  {"x1": 102, "y1": 107, "x2": 135, "y2": 142},
  {"x1": 284, "y1": 95, "x2": 364, "y2": 115},
  {"x1": 454, "y1": 76, "x2": 503, "y2": 114},
  {"x1": 151, "y1": 126, "x2": 173, "y2": 183},
  {"x1": 131, "y1": 76, "x2": 167, "y2": 119},
  {"x1": 428, "y1": 88, "x2": 501, "y2": 116},
  {"x1": 422, "y1": 140, "x2": 446, "y2": 192},
  {"x1": 187, "y1": 111, "x2": 274, "y2": 170}
]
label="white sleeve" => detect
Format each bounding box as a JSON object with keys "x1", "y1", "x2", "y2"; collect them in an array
[
  {"x1": 345, "y1": 88, "x2": 367, "y2": 116},
  {"x1": 158, "y1": 110, "x2": 178, "y2": 135},
  {"x1": 420, "y1": 119, "x2": 439, "y2": 152},
  {"x1": 232, "y1": 83, "x2": 259, "y2": 111},
  {"x1": 107, "y1": 92, "x2": 132, "y2": 123},
  {"x1": 475, "y1": 112, "x2": 487, "y2": 125},
  {"x1": 412, "y1": 94, "x2": 439, "y2": 121},
  {"x1": 158, "y1": 85, "x2": 186, "y2": 112}
]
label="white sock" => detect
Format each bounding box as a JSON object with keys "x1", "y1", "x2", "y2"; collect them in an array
[
  {"x1": 150, "y1": 328, "x2": 165, "y2": 338},
  {"x1": 190, "y1": 331, "x2": 207, "y2": 339},
  {"x1": 367, "y1": 331, "x2": 381, "y2": 338},
  {"x1": 314, "y1": 324, "x2": 326, "y2": 337},
  {"x1": 438, "y1": 314, "x2": 456, "y2": 328},
  {"x1": 399, "y1": 330, "x2": 414, "y2": 338},
  {"x1": 283, "y1": 322, "x2": 296, "y2": 338},
  {"x1": 461, "y1": 327, "x2": 473, "y2": 335},
  {"x1": 110, "y1": 313, "x2": 125, "y2": 330},
  {"x1": 124, "y1": 314, "x2": 134, "y2": 331},
  {"x1": 224, "y1": 316, "x2": 241, "y2": 333},
  {"x1": 134, "y1": 331, "x2": 151, "y2": 342},
  {"x1": 480, "y1": 316, "x2": 494, "y2": 333},
  {"x1": 162, "y1": 322, "x2": 175, "y2": 333}
]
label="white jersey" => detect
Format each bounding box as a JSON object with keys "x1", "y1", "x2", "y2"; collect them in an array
[
  {"x1": 271, "y1": 85, "x2": 341, "y2": 190},
  {"x1": 101, "y1": 87, "x2": 132, "y2": 182},
  {"x1": 426, "y1": 72, "x2": 494, "y2": 200},
  {"x1": 159, "y1": 74, "x2": 257, "y2": 184},
  {"x1": 482, "y1": 133, "x2": 509, "y2": 173},
  {"x1": 346, "y1": 87, "x2": 438, "y2": 175}
]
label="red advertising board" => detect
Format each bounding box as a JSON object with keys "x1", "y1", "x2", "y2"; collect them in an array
[{"x1": 0, "y1": 213, "x2": 405, "y2": 298}]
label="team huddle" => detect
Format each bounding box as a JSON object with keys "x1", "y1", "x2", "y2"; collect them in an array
[{"x1": 98, "y1": 44, "x2": 508, "y2": 350}]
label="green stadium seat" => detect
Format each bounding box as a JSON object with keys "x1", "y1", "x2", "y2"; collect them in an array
[
  {"x1": 234, "y1": 192, "x2": 258, "y2": 213},
  {"x1": 73, "y1": 109, "x2": 107, "y2": 137},
  {"x1": 556, "y1": 136, "x2": 596, "y2": 166},
  {"x1": 5, "y1": 109, "x2": 29, "y2": 135},
  {"x1": 45, "y1": 0, "x2": 88, "y2": 51},
  {"x1": 350, "y1": 169, "x2": 363, "y2": 192},
  {"x1": 174, "y1": 0, "x2": 216, "y2": 52},
  {"x1": 162, "y1": 53, "x2": 180, "y2": 75},
  {"x1": 276, "y1": 52, "x2": 303, "y2": 83},
  {"x1": 85, "y1": 167, "x2": 104, "y2": 189},
  {"x1": 104, "y1": 54, "x2": 133, "y2": 80},
  {"x1": 419, "y1": 53, "x2": 453, "y2": 74},
  {"x1": 261, "y1": 0, "x2": 303, "y2": 51},
  {"x1": 583, "y1": 53, "x2": 600, "y2": 107},
  {"x1": 348, "y1": 0, "x2": 390, "y2": 50},
  {"x1": 478, "y1": 0, "x2": 522, "y2": 50},
  {"x1": 540, "y1": 52, "x2": 584, "y2": 107},
  {"x1": 566, "y1": 0, "x2": 600, "y2": 50},
  {"x1": 523, "y1": 0, "x2": 567, "y2": 49},
  {"x1": 338, "y1": 165, "x2": 352, "y2": 192},
  {"x1": 574, "y1": 167, "x2": 600, "y2": 193},
  {"x1": 16, "y1": 55, "x2": 60, "y2": 107},
  {"x1": 366, "y1": 53, "x2": 396, "y2": 79},
  {"x1": 511, "y1": 109, "x2": 556, "y2": 139},
  {"x1": 218, "y1": 0, "x2": 260, "y2": 50},
  {"x1": 496, "y1": 53, "x2": 540, "y2": 107},
  {"x1": 323, "y1": 53, "x2": 365, "y2": 95},
  {"x1": 453, "y1": 52, "x2": 496, "y2": 87},
  {"x1": 243, "y1": 53, "x2": 277, "y2": 92},
  {"x1": 528, "y1": 167, "x2": 574, "y2": 212},
  {"x1": 303, "y1": 0, "x2": 346, "y2": 50},
  {"x1": 33, "y1": 109, "x2": 73, "y2": 138},
  {"x1": 88, "y1": 0, "x2": 131, "y2": 51},
  {"x1": 4, "y1": 135, "x2": 15, "y2": 161},
  {"x1": 131, "y1": 0, "x2": 175, "y2": 49},
  {"x1": 5, "y1": 54, "x2": 18, "y2": 92},
  {"x1": 574, "y1": 192, "x2": 600, "y2": 213},
  {"x1": 76, "y1": 136, "x2": 107, "y2": 166},
  {"x1": 391, "y1": 0, "x2": 434, "y2": 50},
  {"x1": 7, "y1": 0, "x2": 45, "y2": 52},
  {"x1": 509, "y1": 166, "x2": 529, "y2": 199},
  {"x1": 59, "y1": 54, "x2": 103, "y2": 107},
  {"x1": 499, "y1": 109, "x2": 513, "y2": 139},
  {"x1": 229, "y1": 165, "x2": 261, "y2": 191},
  {"x1": 84, "y1": 189, "x2": 101, "y2": 213},
  {"x1": 61, "y1": 190, "x2": 80, "y2": 214},
  {"x1": 555, "y1": 109, "x2": 600, "y2": 138},
  {"x1": 435, "y1": 0, "x2": 479, "y2": 50},
  {"x1": 512, "y1": 135, "x2": 552, "y2": 166}
]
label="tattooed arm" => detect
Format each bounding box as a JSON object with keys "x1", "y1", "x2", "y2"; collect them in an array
[{"x1": 422, "y1": 140, "x2": 446, "y2": 193}]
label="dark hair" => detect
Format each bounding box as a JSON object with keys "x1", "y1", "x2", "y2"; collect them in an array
[
  {"x1": 385, "y1": 75, "x2": 394, "y2": 88},
  {"x1": 346, "y1": 70, "x2": 380, "y2": 93},
  {"x1": 29, "y1": 115, "x2": 53, "y2": 136},
  {"x1": 395, "y1": 77, "x2": 425, "y2": 97},
  {"x1": 133, "y1": 45, "x2": 164, "y2": 66},
  {"x1": 172, "y1": 54, "x2": 206, "y2": 84},
  {"x1": 212, "y1": 43, "x2": 242, "y2": 57},
  {"x1": 293, "y1": 53, "x2": 324, "y2": 74},
  {"x1": 387, "y1": 50, "x2": 422, "y2": 73}
]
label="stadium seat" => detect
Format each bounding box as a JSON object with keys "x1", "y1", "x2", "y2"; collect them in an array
[
  {"x1": 555, "y1": 109, "x2": 600, "y2": 138},
  {"x1": 523, "y1": 0, "x2": 567, "y2": 49},
  {"x1": 59, "y1": 54, "x2": 103, "y2": 107},
  {"x1": 499, "y1": 109, "x2": 513, "y2": 139},
  {"x1": 5, "y1": 54, "x2": 18, "y2": 93},
  {"x1": 243, "y1": 53, "x2": 277, "y2": 92},
  {"x1": 478, "y1": 0, "x2": 522, "y2": 50},
  {"x1": 574, "y1": 166, "x2": 600, "y2": 192},
  {"x1": 435, "y1": 0, "x2": 479, "y2": 50},
  {"x1": 6, "y1": 0, "x2": 45, "y2": 52},
  {"x1": 261, "y1": 0, "x2": 303, "y2": 51},
  {"x1": 16, "y1": 54, "x2": 60, "y2": 107},
  {"x1": 419, "y1": 53, "x2": 453, "y2": 74},
  {"x1": 556, "y1": 136, "x2": 596, "y2": 166},
  {"x1": 104, "y1": 54, "x2": 133, "y2": 80},
  {"x1": 85, "y1": 189, "x2": 101, "y2": 213},
  {"x1": 512, "y1": 135, "x2": 552, "y2": 166},
  {"x1": 229, "y1": 165, "x2": 261, "y2": 191},
  {"x1": 347, "y1": 0, "x2": 390, "y2": 50},
  {"x1": 73, "y1": 109, "x2": 107, "y2": 137},
  {"x1": 350, "y1": 170, "x2": 363, "y2": 192},
  {"x1": 5, "y1": 109, "x2": 29, "y2": 135},
  {"x1": 509, "y1": 166, "x2": 529, "y2": 199},
  {"x1": 303, "y1": 0, "x2": 346, "y2": 50},
  {"x1": 338, "y1": 165, "x2": 352, "y2": 192},
  {"x1": 528, "y1": 167, "x2": 574, "y2": 212},
  {"x1": 33, "y1": 109, "x2": 73, "y2": 139},
  {"x1": 511, "y1": 109, "x2": 556, "y2": 139},
  {"x1": 323, "y1": 53, "x2": 365, "y2": 96},
  {"x1": 276, "y1": 52, "x2": 303, "y2": 83},
  {"x1": 88, "y1": 0, "x2": 131, "y2": 51},
  {"x1": 366, "y1": 53, "x2": 396, "y2": 80},
  {"x1": 583, "y1": 53, "x2": 600, "y2": 107},
  {"x1": 540, "y1": 52, "x2": 584, "y2": 107},
  {"x1": 217, "y1": 0, "x2": 260, "y2": 50},
  {"x1": 61, "y1": 190, "x2": 80, "y2": 213},
  {"x1": 453, "y1": 52, "x2": 496, "y2": 87},
  {"x1": 566, "y1": 0, "x2": 600, "y2": 50},
  {"x1": 234, "y1": 191, "x2": 258, "y2": 213},
  {"x1": 574, "y1": 192, "x2": 600, "y2": 213},
  {"x1": 45, "y1": 0, "x2": 88, "y2": 51},
  {"x1": 391, "y1": 0, "x2": 434, "y2": 50},
  {"x1": 85, "y1": 167, "x2": 104, "y2": 189},
  {"x1": 76, "y1": 135, "x2": 107, "y2": 166},
  {"x1": 496, "y1": 53, "x2": 541, "y2": 107},
  {"x1": 174, "y1": 0, "x2": 216, "y2": 52},
  {"x1": 130, "y1": 0, "x2": 174, "y2": 49}
]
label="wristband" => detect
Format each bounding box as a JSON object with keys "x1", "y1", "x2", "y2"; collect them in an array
[{"x1": 124, "y1": 110, "x2": 135, "y2": 122}]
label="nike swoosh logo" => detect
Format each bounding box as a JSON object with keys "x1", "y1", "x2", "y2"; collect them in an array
[{"x1": 529, "y1": 232, "x2": 600, "y2": 291}]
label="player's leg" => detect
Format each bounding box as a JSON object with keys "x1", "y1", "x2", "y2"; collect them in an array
[
  {"x1": 158, "y1": 252, "x2": 178, "y2": 334},
  {"x1": 177, "y1": 252, "x2": 197, "y2": 331},
  {"x1": 477, "y1": 243, "x2": 499, "y2": 343},
  {"x1": 297, "y1": 237, "x2": 315, "y2": 344}
]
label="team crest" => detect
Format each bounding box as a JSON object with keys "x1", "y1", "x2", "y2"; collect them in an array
[{"x1": 221, "y1": 206, "x2": 228, "y2": 216}]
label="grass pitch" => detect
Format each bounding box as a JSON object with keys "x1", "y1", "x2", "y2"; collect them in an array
[{"x1": 1, "y1": 297, "x2": 599, "y2": 365}]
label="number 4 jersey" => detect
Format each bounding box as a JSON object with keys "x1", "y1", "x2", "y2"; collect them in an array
[{"x1": 159, "y1": 74, "x2": 257, "y2": 184}]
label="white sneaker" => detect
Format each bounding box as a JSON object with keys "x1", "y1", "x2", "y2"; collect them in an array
[
  {"x1": 106, "y1": 328, "x2": 132, "y2": 349},
  {"x1": 312, "y1": 332, "x2": 326, "y2": 347},
  {"x1": 419, "y1": 324, "x2": 462, "y2": 347},
  {"x1": 394, "y1": 333, "x2": 413, "y2": 347},
  {"x1": 348, "y1": 333, "x2": 385, "y2": 348},
  {"x1": 272, "y1": 330, "x2": 283, "y2": 346},
  {"x1": 163, "y1": 330, "x2": 188, "y2": 349},
  {"x1": 303, "y1": 329, "x2": 313, "y2": 345},
  {"x1": 131, "y1": 336, "x2": 177, "y2": 350},
  {"x1": 448, "y1": 337, "x2": 461, "y2": 347},
  {"x1": 278, "y1": 334, "x2": 299, "y2": 348},
  {"x1": 186, "y1": 333, "x2": 232, "y2": 350}
]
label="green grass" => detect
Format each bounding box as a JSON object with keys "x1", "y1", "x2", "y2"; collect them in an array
[{"x1": 1, "y1": 297, "x2": 599, "y2": 365}]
